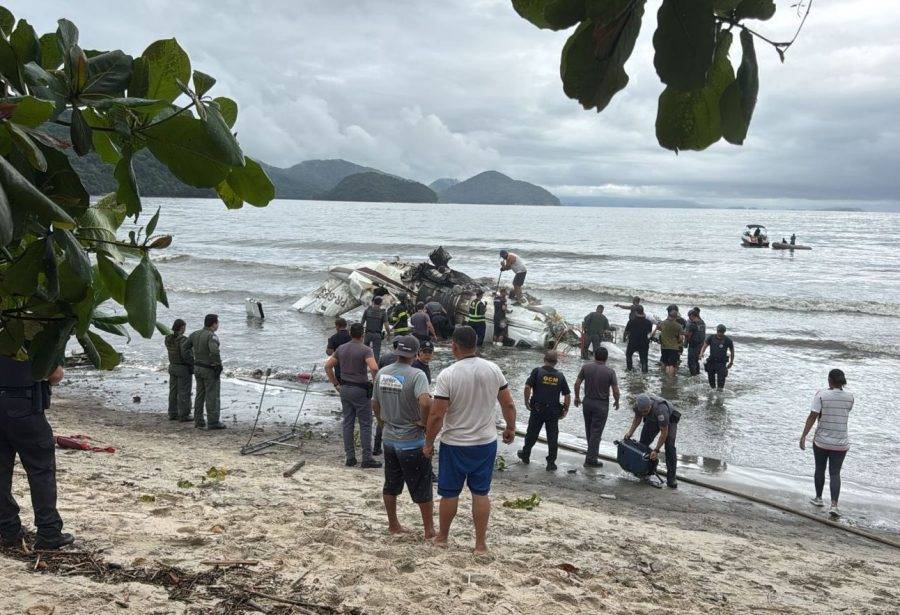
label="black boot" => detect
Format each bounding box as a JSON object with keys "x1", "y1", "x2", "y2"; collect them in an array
[{"x1": 33, "y1": 533, "x2": 75, "y2": 550}]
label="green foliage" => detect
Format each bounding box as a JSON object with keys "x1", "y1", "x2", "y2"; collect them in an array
[
  {"x1": 503, "y1": 492, "x2": 542, "y2": 510},
  {"x1": 512, "y1": 0, "x2": 788, "y2": 150},
  {"x1": 0, "y1": 6, "x2": 275, "y2": 377}
]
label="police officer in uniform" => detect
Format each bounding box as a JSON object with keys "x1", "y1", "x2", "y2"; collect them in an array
[
  {"x1": 684, "y1": 308, "x2": 706, "y2": 376},
  {"x1": 362, "y1": 296, "x2": 389, "y2": 361},
  {"x1": 467, "y1": 289, "x2": 487, "y2": 347},
  {"x1": 699, "y1": 324, "x2": 735, "y2": 390},
  {"x1": 623, "y1": 394, "x2": 681, "y2": 489},
  {"x1": 165, "y1": 319, "x2": 192, "y2": 422},
  {"x1": 517, "y1": 350, "x2": 570, "y2": 471},
  {"x1": 183, "y1": 314, "x2": 226, "y2": 430},
  {"x1": 0, "y1": 356, "x2": 73, "y2": 549},
  {"x1": 388, "y1": 292, "x2": 412, "y2": 338}
]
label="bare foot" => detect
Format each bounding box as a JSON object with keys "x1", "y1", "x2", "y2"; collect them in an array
[
  {"x1": 423, "y1": 528, "x2": 436, "y2": 540},
  {"x1": 433, "y1": 535, "x2": 449, "y2": 549},
  {"x1": 388, "y1": 525, "x2": 409, "y2": 535},
  {"x1": 474, "y1": 544, "x2": 489, "y2": 555}
]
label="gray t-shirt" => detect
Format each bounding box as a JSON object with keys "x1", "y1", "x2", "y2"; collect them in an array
[
  {"x1": 410, "y1": 312, "x2": 430, "y2": 336},
  {"x1": 577, "y1": 362, "x2": 618, "y2": 400},
  {"x1": 425, "y1": 301, "x2": 444, "y2": 316},
  {"x1": 374, "y1": 362, "x2": 431, "y2": 442},
  {"x1": 635, "y1": 395, "x2": 674, "y2": 426},
  {"x1": 334, "y1": 340, "x2": 374, "y2": 384}
]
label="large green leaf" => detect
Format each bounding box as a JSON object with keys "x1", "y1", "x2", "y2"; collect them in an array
[
  {"x1": 87, "y1": 330, "x2": 121, "y2": 369},
  {"x1": 656, "y1": 30, "x2": 735, "y2": 151},
  {"x1": 215, "y1": 180, "x2": 242, "y2": 209},
  {"x1": 213, "y1": 96, "x2": 237, "y2": 128},
  {"x1": 77, "y1": 196, "x2": 127, "y2": 262},
  {"x1": 97, "y1": 252, "x2": 127, "y2": 303},
  {"x1": 6, "y1": 122, "x2": 46, "y2": 171},
  {"x1": 29, "y1": 318, "x2": 74, "y2": 380},
  {"x1": 82, "y1": 50, "x2": 132, "y2": 98},
  {"x1": 34, "y1": 144, "x2": 90, "y2": 215},
  {"x1": 0, "y1": 37, "x2": 26, "y2": 93},
  {"x1": 90, "y1": 316, "x2": 131, "y2": 341},
  {"x1": 114, "y1": 149, "x2": 141, "y2": 216},
  {"x1": 192, "y1": 69, "x2": 215, "y2": 97},
  {"x1": 143, "y1": 114, "x2": 231, "y2": 188},
  {"x1": 202, "y1": 102, "x2": 244, "y2": 166},
  {"x1": 129, "y1": 39, "x2": 190, "y2": 104},
  {"x1": 712, "y1": 0, "x2": 742, "y2": 15},
  {"x1": 53, "y1": 228, "x2": 92, "y2": 287},
  {"x1": 39, "y1": 33, "x2": 62, "y2": 70},
  {"x1": 0, "y1": 316, "x2": 25, "y2": 358},
  {"x1": 78, "y1": 106, "x2": 121, "y2": 164},
  {"x1": 124, "y1": 255, "x2": 158, "y2": 338},
  {"x1": 10, "y1": 19, "x2": 40, "y2": 66},
  {"x1": 653, "y1": 0, "x2": 716, "y2": 91},
  {"x1": 734, "y1": 0, "x2": 775, "y2": 21},
  {"x1": 1, "y1": 237, "x2": 44, "y2": 295},
  {"x1": 560, "y1": 1, "x2": 645, "y2": 112},
  {"x1": 56, "y1": 19, "x2": 79, "y2": 53},
  {"x1": 721, "y1": 28, "x2": 759, "y2": 145},
  {"x1": 70, "y1": 106, "x2": 92, "y2": 156},
  {"x1": 0, "y1": 7, "x2": 14, "y2": 37},
  {"x1": 0, "y1": 155, "x2": 76, "y2": 228},
  {"x1": 0, "y1": 183, "x2": 11, "y2": 246},
  {"x1": 512, "y1": 0, "x2": 555, "y2": 29},
  {"x1": 9, "y1": 95, "x2": 55, "y2": 127},
  {"x1": 225, "y1": 157, "x2": 275, "y2": 207},
  {"x1": 76, "y1": 331, "x2": 101, "y2": 367}
]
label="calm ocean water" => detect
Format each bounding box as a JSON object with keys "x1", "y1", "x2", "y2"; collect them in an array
[{"x1": 65, "y1": 198, "x2": 900, "y2": 501}]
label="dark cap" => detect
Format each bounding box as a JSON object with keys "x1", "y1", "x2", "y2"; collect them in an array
[
  {"x1": 394, "y1": 335, "x2": 420, "y2": 358},
  {"x1": 419, "y1": 340, "x2": 434, "y2": 353},
  {"x1": 717, "y1": 324, "x2": 727, "y2": 333}
]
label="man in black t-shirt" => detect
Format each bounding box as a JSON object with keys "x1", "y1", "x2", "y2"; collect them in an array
[
  {"x1": 699, "y1": 324, "x2": 735, "y2": 389},
  {"x1": 623, "y1": 306, "x2": 653, "y2": 373},
  {"x1": 684, "y1": 308, "x2": 706, "y2": 376},
  {"x1": 412, "y1": 340, "x2": 434, "y2": 383},
  {"x1": 517, "y1": 350, "x2": 570, "y2": 472},
  {"x1": 325, "y1": 318, "x2": 352, "y2": 383}
]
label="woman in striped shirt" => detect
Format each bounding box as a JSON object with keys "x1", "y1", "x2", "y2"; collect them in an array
[{"x1": 799, "y1": 369, "x2": 853, "y2": 518}]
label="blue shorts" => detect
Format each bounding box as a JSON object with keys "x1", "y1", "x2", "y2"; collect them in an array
[{"x1": 438, "y1": 440, "x2": 497, "y2": 498}]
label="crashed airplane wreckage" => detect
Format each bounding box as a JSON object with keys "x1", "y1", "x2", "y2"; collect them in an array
[{"x1": 293, "y1": 247, "x2": 585, "y2": 351}]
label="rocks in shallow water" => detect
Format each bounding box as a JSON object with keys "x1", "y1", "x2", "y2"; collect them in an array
[{"x1": 132, "y1": 395, "x2": 141, "y2": 404}]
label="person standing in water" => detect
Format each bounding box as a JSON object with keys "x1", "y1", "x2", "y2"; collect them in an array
[
  {"x1": 653, "y1": 307, "x2": 684, "y2": 377},
  {"x1": 623, "y1": 305, "x2": 653, "y2": 373},
  {"x1": 518, "y1": 350, "x2": 570, "y2": 472},
  {"x1": 800, "y1": 369, "x2": 853, "y2": 518},
  {"x1": 699, "y1": 324, "x2": 735, "y2": 389},
  {"x1": 499, "y1": 250, "x2": 527, "y2": 302},
  {"x1": 684, "y1": 308, "x2": 706, "y2": 376},
  {"x1": 581, "y1": 304, "x2": 611, "y2": 360}
]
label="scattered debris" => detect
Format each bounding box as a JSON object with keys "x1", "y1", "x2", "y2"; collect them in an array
[
  {"x1": 502, "y1": 493, "x2": 541, "y2": 511},
  {"x1": 177, "y1": 479, "x2": 195, "y2": 489},
  {"x1": 494, "y1": 456, "x2": 508, "y2": 472},
  {"x1": 132, "y1": 395, "x2": 141, "y2": 404},
  {"x1": 283, "y1": 460, "x2": 306, "y2": 478},
  {"x1": 600, "y1": 494, "x2": 617, "y2": 500},
  {"x1": 558, "y1": 562, "x2": 580, "y2": 574},
  {"x1": 205, "y1": 466, "x2": 229, "y2": 481},
  {"x1": 138, "y1": 494, "x2": 156, "y2": 503}
]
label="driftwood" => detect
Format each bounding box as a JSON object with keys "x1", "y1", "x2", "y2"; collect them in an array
[
  {"x1": 200, "y1": 559, "x2": 259, "y2": 567},
  {"x1": 282, "y1": 460, "x2": 306, "y2": 477}
]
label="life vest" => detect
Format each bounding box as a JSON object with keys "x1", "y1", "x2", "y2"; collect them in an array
[
  {"x1": 390, "y1": 305, "x2": 411, "y2": 334},
  {"x1": 468, "y1": 300, "x2": 486, "y2": 324}
]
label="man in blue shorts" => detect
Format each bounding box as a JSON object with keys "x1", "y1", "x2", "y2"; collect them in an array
[{"x1": 424, "y1": 326, "x2": 516, "y2": 554}]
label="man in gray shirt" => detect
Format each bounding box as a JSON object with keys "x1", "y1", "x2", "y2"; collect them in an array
[
  {"x1": 410, "y1": 302, "x2": 436, "y2": 344},
  {"x1": 325, "y1": 323, "x2": 381, "y2": 469},
  {"x1": 372, "y1": 336, "x2": 434, "y2": 539},
  {"x1": 574, "y1": 347, "x2": 620, "y2": 468}
]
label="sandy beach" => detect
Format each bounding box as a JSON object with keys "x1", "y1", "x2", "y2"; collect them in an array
[{"x1": 2, "y1": 392, "x2": 898, "y2": 615}]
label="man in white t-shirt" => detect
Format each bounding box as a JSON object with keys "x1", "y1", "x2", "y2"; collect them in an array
[{"x1": 423, "y1": 326, "x2": 516, "y2": 554}]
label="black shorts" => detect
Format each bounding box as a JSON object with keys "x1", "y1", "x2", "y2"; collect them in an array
[
  {"x1": 661, "y1": 348, "x2": 680, "y2": 366},
  {"x1": 383, "y1": 444, "x2": 433, "y2": 503},
  {"x1": 512, "y1": 271, "x2": 526, "y2": 287}
]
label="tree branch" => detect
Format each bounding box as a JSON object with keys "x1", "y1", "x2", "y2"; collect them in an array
[
  {"x1": 52, "y1": 119, "x2": 118, "y2": 133},
  {"x1": 137, "y1": 100, "x2": 197, "y2": 132}
]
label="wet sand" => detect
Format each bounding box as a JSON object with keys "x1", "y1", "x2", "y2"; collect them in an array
[{"x1": 2, "y1": 393, "x2": 898, "y2": 614}]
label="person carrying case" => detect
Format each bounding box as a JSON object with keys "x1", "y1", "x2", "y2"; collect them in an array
[{"x1": 614, "y1": 438, "x2": 663, "y2": 487}]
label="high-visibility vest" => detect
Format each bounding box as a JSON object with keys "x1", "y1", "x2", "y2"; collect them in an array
[
  {"x1": 468, "y1": 300, "x2": 486, "y2": 324},
  {"x1": 390, "y1": 306, "x2": 411, "y2": 333}
]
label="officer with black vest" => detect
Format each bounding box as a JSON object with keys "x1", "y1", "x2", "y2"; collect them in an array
[
  {"x1": 362, "y1": 296, "x2": 389, "y2": 361},
  {"x1": 467, "y1": 289, "x2": 487, "y2": 347},
  {"x1": 165, "y1": 319, "x2": 192, "y2": 421},
  {"x1": 517, "y1": 350, "x2": 571, "y2": 472},
  {"x1": 0, "y1": 356, "x2": 73, "y2": 549}
]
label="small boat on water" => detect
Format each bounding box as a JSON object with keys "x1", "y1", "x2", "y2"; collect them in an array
[
  {"x1": 772, "y1": 241, "x2": 812, "y2": 251},
  {"x1": 741, "y1": 224, "x2": 769, "y2": 247}
]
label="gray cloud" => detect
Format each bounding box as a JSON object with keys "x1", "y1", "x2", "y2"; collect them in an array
[{"x1": 7, "y1": 0, "x2": 900, "y2": 209}]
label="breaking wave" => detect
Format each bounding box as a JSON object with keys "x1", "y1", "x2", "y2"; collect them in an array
[
  {"x1": 165, "y1": 287, "x2": 298, "y2": 304},
  {"x1": 154, "y1": 253, "x2": 326, "y2": 276},
  {"x1": 530, "y1": 282, "x2": 900, "y2": 318},
  {"x1": 733, "y1": 335, "x2": 900, "y2": 358}
]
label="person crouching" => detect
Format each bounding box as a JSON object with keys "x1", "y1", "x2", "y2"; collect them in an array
[{"x1": 622, "y1": 394, "x2": 681, "y2": 489}]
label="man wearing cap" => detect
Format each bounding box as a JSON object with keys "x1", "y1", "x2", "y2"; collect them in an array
[
  {"x1": 623, "y1": 305, "x2": 653, "y2": 373},
  {"x1": 363, "y1": 296, "x2": 389, "y2": 362},
  {"x1": 699, "y1": 325, "x2": 735, "y2": 390},
  {"x1": 467, "y1": 290, "x2": 488, "y2": 347},
  {"x1": 325, "y1": 323, "x2": 382, "y2": 468},
  {"x1": 372, "y1": 335, "x2": 435, "y2": 538},
  {"x1": 623, "y1": 394, "x2": 681, "y2": 488},
  {"x1": 653, "y1": 307, "x2": 684, "y2": 377},
  {"x1": 499, "y1": 250, "x2": 527, "y2": 302},
  {"x1": 518, "y1": 350, "x2": 571, "y2": 472},
  {"x1": 412, "y1": 340, "x2": 434, "y2": 383},
  {"x1": 574, "y1": 347, "x2": 620, "y2": 468},
  {"x1": 581, "y1": 305, "x2": 611, "y2": 360},
  {"x1": 424, "y1": 326, "x2": 517, "y2": 554},
  {"x1": 684, "y1": 308, "x2": 707, "y2": 376}
]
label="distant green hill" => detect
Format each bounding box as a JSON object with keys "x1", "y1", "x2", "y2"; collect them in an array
[
  {"x1": 259, "y1": 159, "x2": 381, "y2": 199},
  {"x1": 318, "y1": 172, "x2": 438, "y2": 203},
  {"x1": 429, "y1": 177, "x2": 459, "y2": 194},
  {"x1": 438, "y1": 170, "x2": 560, "y2": 206}
]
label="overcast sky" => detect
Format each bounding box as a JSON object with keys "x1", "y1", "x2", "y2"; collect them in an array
[{"x1": 9, "y1": 1, "x2": 900, "y2": 209}]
